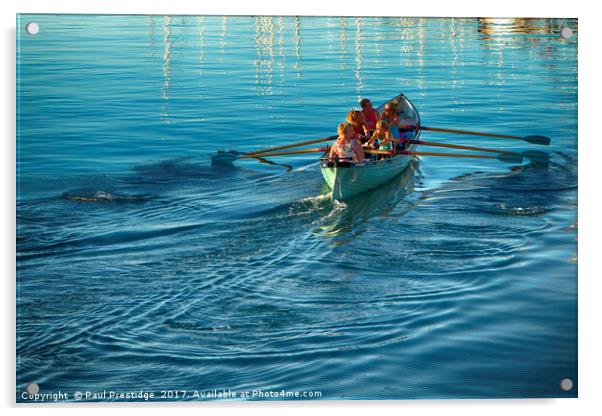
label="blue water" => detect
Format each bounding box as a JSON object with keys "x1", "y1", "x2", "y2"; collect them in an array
[{"x1": 16, "y1": 15, "x2": 578, "y2": 401}]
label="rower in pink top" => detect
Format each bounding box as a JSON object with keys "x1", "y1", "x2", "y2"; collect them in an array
[{"x1": 360, "y1": 98, "x2": 380, "y2": 134}]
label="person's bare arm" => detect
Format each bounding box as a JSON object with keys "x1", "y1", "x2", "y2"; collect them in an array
[
  {"x1": 353, "y1": 140, "x2": 365, "y2": 162},
  {"x1": 382, "y1": 130, "x2": 393, "y2": 146},
  {"x1": 329, "y1": 143, "x2": 338, "y2": 159},
  {"x1": 367, "y1": 130, "x2": 379, "y2": 146}
]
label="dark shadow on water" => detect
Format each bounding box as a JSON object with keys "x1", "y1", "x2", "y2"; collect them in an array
[
  {"x1": 129, "y1": 156, "x2": 268, "y2": 183},
  {"x1": 54, "y1": 156, "x2": 282, "y2": 204},
  {"x1": 420, "y1": 151, "x2": 577, "y2": 217}
]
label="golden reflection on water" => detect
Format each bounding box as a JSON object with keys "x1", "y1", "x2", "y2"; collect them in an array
[
  {"x1": 479, "y1": 18, "x2": 556, "y2": 38},
  {"x1": 477, "y1": 17, "x2": 578, "y2": 47}
]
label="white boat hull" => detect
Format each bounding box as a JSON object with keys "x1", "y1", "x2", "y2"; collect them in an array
[{"x1": 321, "y1": 143, "x2": 417, "y2": 201}]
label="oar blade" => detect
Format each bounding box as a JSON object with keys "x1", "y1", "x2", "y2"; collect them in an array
[
  {"x1": 497, "y1": 152, "x2": 523, "y2": 164},
  {"x1": 523, "y1": 135, "x2": 551, "y2": 145},
  {"x1": 523, "y1": 150, "x2": 550, "y2": 166},
  {"x1": 252, "y1": 155, "x2": 293, "y2": 171},
  {"x1": 211, "y1": 150, "x2": 239, "y2": 166}
]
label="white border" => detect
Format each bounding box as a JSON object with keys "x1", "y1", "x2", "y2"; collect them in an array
[
  {"x1": 4, "y1": 1, "x2": 599, "y2": 415},
  {"x1": 5, "y1": 0, "x2": 583, "y2": 17}
]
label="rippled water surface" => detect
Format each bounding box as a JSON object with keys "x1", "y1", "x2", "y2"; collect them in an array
[{"x1": 16, "y1": 15, "x2": 577, "y2": 400}]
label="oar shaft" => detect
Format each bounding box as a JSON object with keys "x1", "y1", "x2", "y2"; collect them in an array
[
  {"x1": 240, "y1": 147, "x2": 327, "y2": 158},
  {"x1": 400, "y1": 151, "x2": 498, "y2": 159},
  {"x1": 364, "y1": 149, "x2": 394, "y2": 155},
  {"x1": 416, "y1": 125, "x2": 522, "y2": 140},
  {"x1": 396, "y1": 138, "x2": 516, "y2": 155},
  {"x1": 246, "y1": 135, "x2": 337, "y2": 156}
]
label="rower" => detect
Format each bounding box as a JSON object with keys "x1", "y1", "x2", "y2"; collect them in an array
[
  {"x1": 380, "y1": 102, "x2": 400, "y2": 128},
  {"x1": 345, "y1": 109, "x2": 370, "y2": 144},
  {"x1": 360, "y1": 98, "x2": 380, "y2": 135},
  {"x1": 330, "y1": 123, "x2": 365, "y2": 165},
  {"x1": 366, "y1": 120, "x2": 394, "y2": 159}
]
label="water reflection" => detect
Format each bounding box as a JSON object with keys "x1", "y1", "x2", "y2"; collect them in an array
[
  {"x1": 294, "y1": 16, "x2": 302, "y2": 80},
  {"x1": 220, "y1": 16, "x2": 228, "y2": 51},
  {"x1": 477, "y1": 17, "x2": 577, "y2": 90},
  {"x1": 148, "y1": 16, "x2": 156, "y2": 59},
  {"x1": 353, "y1": 18, "x2": 365, "y2": 99},
  {"x1": 396, "y1": 18, "x2": 426, "y2": 91},
  {"x1": 161, "y1": 16, "x2": 172, "y2": 123},
  {"x1": 255, "y1": 16, "x2": 275, "y2": 96},
  {"x1": 337, "y1": 17, "x2": 349, "y2": 74},
  {"x1": 448, "y1": 18, "x2": 465, "y2": 90},
  {"x1": 148, "y1": 16, "x2": 576, "y2": 128},
  {"x1": 198, "y1": 16, "x2": 206, "y2": 77},
  {"x1": 478, "y1": 17, "x2": 578, "y2": 44}
]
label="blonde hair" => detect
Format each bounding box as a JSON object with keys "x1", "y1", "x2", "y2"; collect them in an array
[
  {"x1": 345, "y1": 110, "x2": 364, "y2": 125},
  {"x1": 337, "y1": 122, "x2": 350, "y2": 137},
  {"x1": 376, "y1": 120, "x2": 388, "y2": 130}
]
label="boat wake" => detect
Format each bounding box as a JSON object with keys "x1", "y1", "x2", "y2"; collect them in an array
[{"x1": 314, "y1": 161, "x2": 421, "y2": 240}]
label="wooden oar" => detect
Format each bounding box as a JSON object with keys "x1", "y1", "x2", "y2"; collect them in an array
[
  {"x1": 245, "y1": 135, "x2": 337, "y2": 156},
  {"x1": 395, "y1": 138, "x2": 548, "y2": 163},
  {"x1": 401, "y1": 125, "x2": 551, "y2": 145},
  {"x1": 400, "y1": 150, "x2": 523, "y2": 163},
  {"x1": 212, "y1": 135, "x2": 337, "y2": 165},
  {"x1": 251, "y1": 155, "x2": 293, "y2": 171},
  {"x1": 394, "y1": 138, "x2": 517, "y2": 155},
  {"x1": 364, "y1": 149, "x2": 394, "y2": 155},
  {"x1": 239, "y1": 147, "x2": 328, "y2": 159}
]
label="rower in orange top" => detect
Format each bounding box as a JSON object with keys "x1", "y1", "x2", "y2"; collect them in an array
[{"x1": 345, "y1": 110, "x2": 370, "y2": 144}]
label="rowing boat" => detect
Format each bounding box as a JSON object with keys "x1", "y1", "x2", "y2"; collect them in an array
[
  {"x1": 320, "y1": 93, "x2": 420, "y2": 201},
  {"x1": 211, "y1": 92, "x2": 547, "y2": 199}
]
